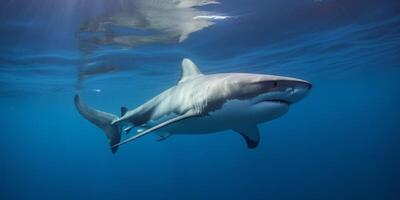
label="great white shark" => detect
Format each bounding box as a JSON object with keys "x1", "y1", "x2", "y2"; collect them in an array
[{"x1": 75, "y1": 58, "x2": 311, "y2": 153}]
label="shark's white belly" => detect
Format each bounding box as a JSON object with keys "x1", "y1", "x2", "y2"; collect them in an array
[{"x1": 160, "y1": 99, "x2": 289, "y2": 134}]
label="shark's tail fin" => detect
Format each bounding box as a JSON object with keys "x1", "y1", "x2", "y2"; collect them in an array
[{"x1": 74, "y1": 95, "x2": 121, "y2": 153}]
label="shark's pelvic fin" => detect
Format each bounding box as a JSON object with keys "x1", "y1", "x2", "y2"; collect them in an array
[
  {"x1": 123, "y1": 125, "x2": 134, "y2": 135},
  {"x1": 156, "y1": 132, "x2": 171, "y2": 141},
  {"x1": 74, "y1": 95, "x2": 121, "y2": 153},
  {"x1": 233, "y1": 125, "x2": 260, "y2": 149},
  {"x1": 178, "y1": 58, "x2": 203, "y2": 84},
  {"x1": 112, "y1": 109, "x2": 200, "y2": 148}
]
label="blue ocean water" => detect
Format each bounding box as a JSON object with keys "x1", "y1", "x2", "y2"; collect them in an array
[{"x1": 0, "y1": 0, "x2": 399, "y2": 199}]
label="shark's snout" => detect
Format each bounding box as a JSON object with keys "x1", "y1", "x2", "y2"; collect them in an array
[
  {"x1": 250, "y1": 77, "x2": 312, "y2": 105},
  {"x1": 285, "y1": 81, "x2": 311, "y2": 104},
  {"x1": 275, "y1": 78, "x2": 311, "y2": 104},
  {"x1": 294, "y1": 80, "x2": 312, "y2": 90}
]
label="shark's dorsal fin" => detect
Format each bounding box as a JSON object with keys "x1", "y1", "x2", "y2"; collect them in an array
[
  {"x1": 178, "y1": 58, "x2": 202, "y2": 84},
  {"x1": 233, "y1": 125, "x2": 260, "y2": 149},
  {"x1": 120, "y1": 107, "x2": 128, "y2": 117}
]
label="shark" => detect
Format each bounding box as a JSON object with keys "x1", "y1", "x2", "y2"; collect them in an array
[{"x1": 75, "y1": 58, "x2": 312, "y2": 153}]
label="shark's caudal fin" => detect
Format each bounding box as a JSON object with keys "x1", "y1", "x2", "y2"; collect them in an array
[{"x1": 74, "y1": 95, "x2": 121, "y2": 153}]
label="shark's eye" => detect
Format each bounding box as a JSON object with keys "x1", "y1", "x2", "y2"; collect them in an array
[{"x1": 273, "y1": 82, "x2": 278, "y2": 87}]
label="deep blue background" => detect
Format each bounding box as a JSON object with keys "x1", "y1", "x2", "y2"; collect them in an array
[{"x1": 0, "y1": 0, "x2": 399, "y2": 199}]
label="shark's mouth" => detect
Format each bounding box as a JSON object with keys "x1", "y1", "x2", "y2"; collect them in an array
[{"x1": 263, "y1": 99, "x2": 291, "y2": 105}]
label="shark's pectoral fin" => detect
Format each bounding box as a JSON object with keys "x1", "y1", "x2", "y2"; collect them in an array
[
  {"x1": 112, "y1": 110, "x2": 200, "y2": 148},
  {"x1": 233, "y1": 125, "x2": 260, "y2": 149}
]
